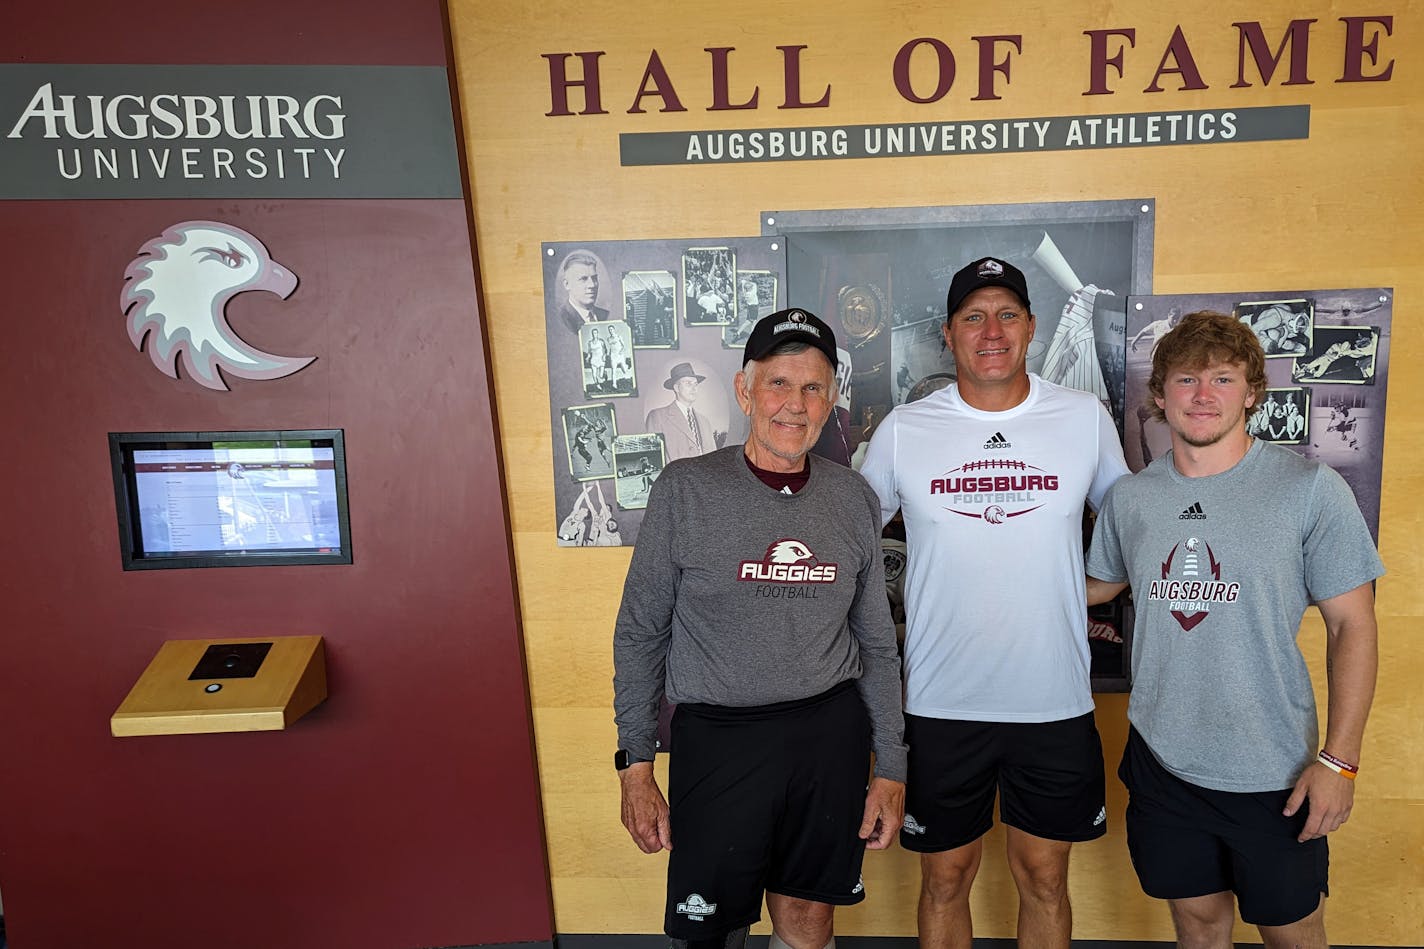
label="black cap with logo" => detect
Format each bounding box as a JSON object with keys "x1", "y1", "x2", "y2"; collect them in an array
[
  {"x1": 742, "y1": 308, "x2": 838, "y2": 369},
  {"x1": 945, "y1": 256, "x2": 1031, "y2": 317}
]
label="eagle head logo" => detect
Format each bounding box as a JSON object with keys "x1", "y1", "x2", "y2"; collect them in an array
[
  {"x1": 766, "y1": 539, "x2": 816, "y2": 565},
  {"x1": 121, "y1": 220, "x2": 313, "y2": 391}
]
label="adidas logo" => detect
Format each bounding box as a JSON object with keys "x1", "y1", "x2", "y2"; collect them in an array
[
  {"x1": 1179, "y1": 502, "x2": 1206, "y2": 520},
  {"x1": 1093, "y1": 806, "x2": 1107, "y2": 826},
  {"x1": 852, "y1": 875, "x2": 864, "y2": 896},
  {"x1": 902, "y1": 813, "x2": 927, "y2": 835},
  {"x1": 983, "y1": 432, "x2": 1011, "y2": 450}
]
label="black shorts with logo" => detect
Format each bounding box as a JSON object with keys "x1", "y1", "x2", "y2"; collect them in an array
[
  {"x1": 663, "y1": 681, "x2": 871, "y2": 941},
  {"x1": 1119, "y1": 727, "x2": 1328, "y2": 927},
  {"x1": 899, "y1": 711, "x2": 1107, "y2": 852}
]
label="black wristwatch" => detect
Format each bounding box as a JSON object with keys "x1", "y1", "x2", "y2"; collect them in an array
[{"x1": 614, "y1": 749, "x2": 639, "y2": 771}]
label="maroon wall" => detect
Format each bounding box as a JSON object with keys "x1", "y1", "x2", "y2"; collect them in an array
[{"x1": 0, "y1": 6, "x2": 553, "y2": 949}]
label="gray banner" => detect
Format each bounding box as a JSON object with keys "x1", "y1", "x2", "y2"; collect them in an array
[
  {"x1": 621, "y1": 106, "x2": 1309, "y2": 166},
  {"x1": 1, "y1": 64, "x2": 461, "y2": 199}
]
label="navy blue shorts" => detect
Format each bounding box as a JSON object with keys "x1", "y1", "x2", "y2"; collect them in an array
[{"x1": 1119, "y1": 727, "x2": 1328, "y2": 926}]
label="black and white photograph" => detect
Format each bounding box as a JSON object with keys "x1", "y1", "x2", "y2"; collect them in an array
[
  {"x1": 1291, "y1": 325, "x2": 1379, "y2": 385},
  {"x1": 891, "y1": 316, "x2": 956, "y2": 406},
  {"x1": 561, "y1": 403, "x2": 617, "y2": 481},
  {"x1": 722, "y1": 270, "x2": 777, "y2": 348},
  {"x1": 549, "y1": 248, "x2": 612, "y2": 334},
  {"x1": 578, "y1": 320, "x2": 637, "y2": 398},
  {"x1": 1249, "y1": 387, "x2": 1310, "y2": 445},
  {"x1": 682, "y1": 246, "x2": 737, "y2": 326},
  {"x1": 640, "y1": 357, "x2": 729, "y2": 463},
  {"x1": 1236, "y1": 298, "x2": 1313, "y2": 357},
  {"x1": 613, "y1": 434, "x2": 666, "y2": 510},
  {"x1": 622, "y1": 270, "x2": 678, "y2": 348},
  {"x1": 1315, "y1": 394, "x2": 1368, "y2": 455},
  {"x1": 555, "y1": 479, "x2": 622, "y2": 547}
]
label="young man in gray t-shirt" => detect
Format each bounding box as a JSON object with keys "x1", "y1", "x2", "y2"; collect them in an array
[{"x1": 1087, "y1": 311, "x2": 1382, "y2": 949}]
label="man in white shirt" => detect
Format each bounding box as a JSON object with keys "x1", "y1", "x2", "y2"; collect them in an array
[{"x1": 860, "y1": 256, "x2": 1128, "y2": 949}]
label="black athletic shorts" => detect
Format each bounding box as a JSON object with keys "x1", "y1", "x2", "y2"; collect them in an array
[
  {"x1": 1119, "y1": 727, "x2": 1328, "y2": 927},
  {"x1": 899, "y1": 711, "x2": 1106, "y2": 852},
  {"x1": 663, "y1": 681, "x2": 871, "y2": 940}
]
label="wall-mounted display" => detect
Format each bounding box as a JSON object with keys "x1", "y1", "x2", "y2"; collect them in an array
[
  {"x1": 543, "y1": 237, "x2": 784, "y2": 547},
  {"x1": 109, "y1": 429, "x2": 352, "y2": 569}
]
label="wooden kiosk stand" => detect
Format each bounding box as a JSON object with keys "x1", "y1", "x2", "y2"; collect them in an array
[{"x1": 112, "y1": 636, "x2": 327, "y2": 737}]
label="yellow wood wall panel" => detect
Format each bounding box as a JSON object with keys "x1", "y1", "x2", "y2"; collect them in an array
[{"x1": 453, "y1": 0, "x2": 1422, "y2": 941}]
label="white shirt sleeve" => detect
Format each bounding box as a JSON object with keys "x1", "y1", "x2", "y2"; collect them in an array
[
  {"x1": 858, "y1": 411, "x2": 901, "y2": 527},
  {"x1": 1087, "y1": 402, "x2": 1130, "y2": 511}
]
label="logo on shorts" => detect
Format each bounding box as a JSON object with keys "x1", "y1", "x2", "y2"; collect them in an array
[
  {"x1": 1093, "y1": 806, "x2": 1106, "y2": 826},
  {"x1": 676, "y1": 893, "x2": 717, "y2": 921},
  {"x1": 902, "y1": 813, "x2": 927, "y2": 835},
  {"x1": 852, "y1": 875, "x2": 864, "y2": 895}
]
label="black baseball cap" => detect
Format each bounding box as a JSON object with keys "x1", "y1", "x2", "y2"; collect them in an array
[
  {"x1": 742, "y1": 308, "x2": 838, "y2": 369},
  {"x1": 946, "y1": 256, "x2": 1031, "y2": 317}
]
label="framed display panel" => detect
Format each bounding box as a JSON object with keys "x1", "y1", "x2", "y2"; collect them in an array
[
  {"x1": 764, "y1": 198, "x2": 1155, "y2": 439},
  {"x1": 543, "y1": 236, "x2": 785, "y2": 548},
  {"x1": 109, "y1": 429, "x2": 353, "y2": 570}
]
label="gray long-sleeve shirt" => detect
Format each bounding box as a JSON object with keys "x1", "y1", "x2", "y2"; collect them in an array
[{"x1": 613, "y1": 446, "x2": 907, "y2": 781}]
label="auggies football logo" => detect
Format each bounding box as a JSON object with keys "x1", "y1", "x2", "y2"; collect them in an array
[
  {"x1": 676, "y1": 893, "x2": 716, "y2": 920},
  {"x1": 737, "y1": 538, "x2": 838, "y2": 583},
  {"x1": 928, "y1": 458, "x2": 1059, "y2": 523},
  {"x1": 1148, "y1": 536, "x2": 1241, "y2": 631},
  {"x1": 122, "y1": 220, "x2": 313, "y2": 391}
]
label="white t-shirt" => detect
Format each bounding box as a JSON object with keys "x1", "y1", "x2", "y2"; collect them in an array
[{"x1": 860, "y1": 374, "x2": 1129, "y2": 722}]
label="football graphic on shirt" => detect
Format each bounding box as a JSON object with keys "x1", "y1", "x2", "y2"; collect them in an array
[
  {"x1": 927, "y1": 457, "x2": 1060, "y2": 522},
  {"x1": 1147, "y1": 538, "x2": 1241, "y2": 632}
]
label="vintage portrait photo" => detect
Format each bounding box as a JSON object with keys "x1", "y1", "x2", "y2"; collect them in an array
[
  {"x1": 556, "y1": 480, "x2": 622, "y2": 547},
  {"x1": 639, "y1": 358, "x2": 729, "y2": 462},
  {"x1": 623, "y1": 270, "x2": 678, "y2": 348},
  {"x1": 579, "y1": 320, "x2": 637, "y2": 398},
  {"x1": 1249, "y1": 387, "x2": 1310, "y2": 444},
  {"x1": 682, "y1": 246, "x2": 737, "y2": 326},
  {"x1": 561, "y1": 403, "x2": 617, "y2": 481},
  {"x1": 1236, "y1": 299, "x2": 1313, "y2": 357},
  {"x1": 613, "y1": 434, "x2": 666, "y2": 510},
  {"x1": 722, "y1": 270, "x2": 777, "y2": 348},
  {"x1": 1291, "y1": 325, "x2": 1379, "y2": 384},
  {"x1": 550, "y1": 248, "x2": 612, "y2": 333}
]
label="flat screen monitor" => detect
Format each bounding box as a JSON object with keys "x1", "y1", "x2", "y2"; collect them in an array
[{"x1": 109, "y1": 430, "x2": 353, "y2": 570}]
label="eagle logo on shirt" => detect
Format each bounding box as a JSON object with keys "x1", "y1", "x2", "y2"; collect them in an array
[{"x1": 738, "y1": 538, "x2": 838, "y2": 583}]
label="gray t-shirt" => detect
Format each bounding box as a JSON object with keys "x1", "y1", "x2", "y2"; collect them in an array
[
  {"x1": 1088, "y1": 439, "x2": 1383, "y2": 792},
  {"x1": 613, "y1": 446, "x2": 907, "y2": 781}
]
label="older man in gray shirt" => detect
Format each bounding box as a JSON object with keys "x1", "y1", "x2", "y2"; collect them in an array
[{"x1": 614, "y1": 308, "x2": 906, "y2": 949}]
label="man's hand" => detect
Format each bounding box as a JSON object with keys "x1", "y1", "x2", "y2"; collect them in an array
[
  {"x1": 858, "y1": 776, "x2": 905, "y2": 850},
  {"x1": 619, "y1": 762, "x2": 672, "y2": 853},
  {"x1": 1284, "y1": 760, "x2": 1355, "y2": 842}
]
